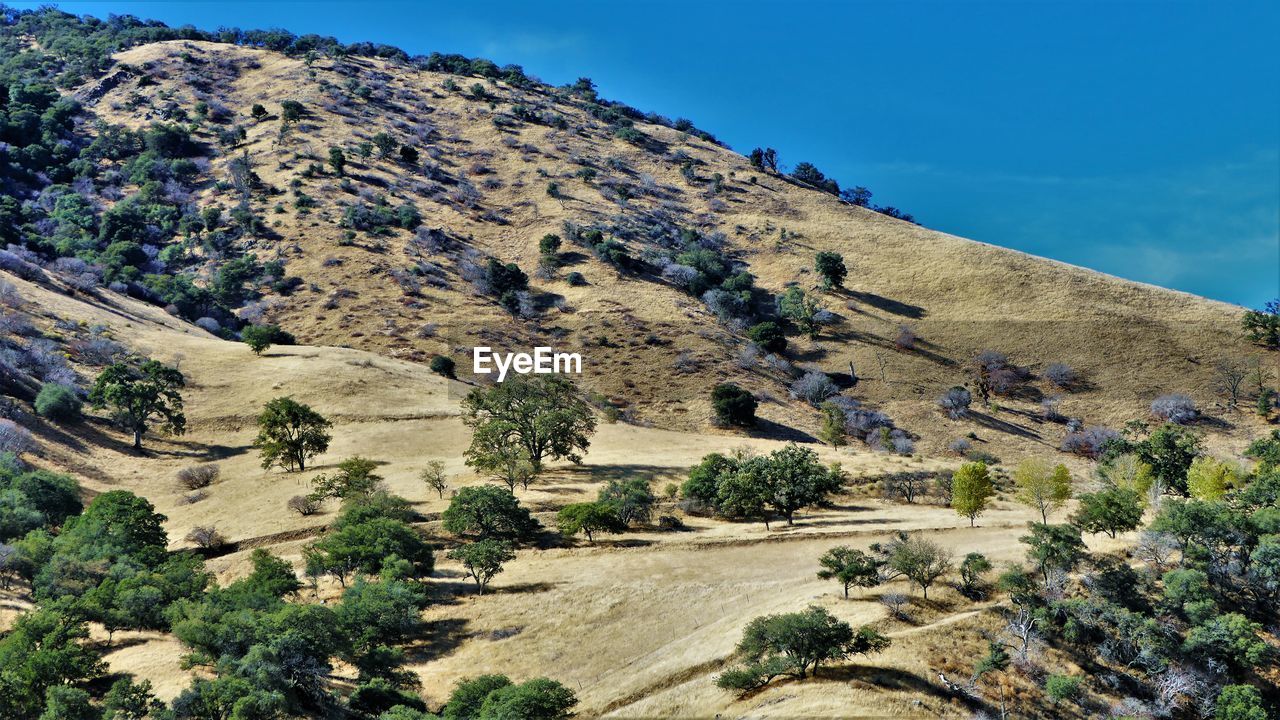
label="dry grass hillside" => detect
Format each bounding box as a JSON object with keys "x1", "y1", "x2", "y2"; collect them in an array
[
  {"x1": 2, "y1": 267, "x2": 1152, "y2": 717},
  {"x1": 72, "y1": 39, "x2": 1276, "y2": 463}
]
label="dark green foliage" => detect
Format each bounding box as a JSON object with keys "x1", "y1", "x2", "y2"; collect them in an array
[
  {"x1": 683, "y1": 445, "x2": 842, "y2": 528},
  {"x1": 485, "y1": 259, "x2": 528, "y2": 297},
  {"x1": 556, "y1": 501, "x2": 624, "y2": 542},
  {"x1": 442, "y1": 485, "x2": 539, "y2": 541},
  {"x1": 710, "y1": 383, "x2": 757, "y2": 427},
  {"x1": 716, "y1": 606, "x2": 887, "y2": 692},
  {"x1": 252, "y1": 396, "x2": 332, "y2": 472},
  {"x1": 747, "y1": 321, "x2": 787, "y2": 353},
  {"x1": 309, "y1": 456, "x2": 383, "y2": 503},
  {"x1": 1021, "y1": 522, "x2": 1086, "y2": 583},
  {"x1": 1136, "y1": 423, "x2": 1201, "y2": 496},
  {"x1": 430, "y1": 354, "x2": 457, "y2": 378},
  {"x1": 816, "y1": 546, "x2": 880, "y2": 598},
  {"x1": 791, "y1": 162, "x2": 839, "y2": 194},
  {"x1": 327, "y1": 146, "x2": 345, "y2": 175},
  {"x1": 0, "y1": 608, "x2": 104, "y2": 719},
  {"x1": 462, "y1": 375, "x2": 596, "y2": 474},
  {"x1": 240, "y1": 323, "x2": 287, "y2": 355},
  {"x1": 1073, "y1": 487, "x2": 1143, "y2": 538},
  {"x1": 89, "y1": 359, "x2": 186, "y2": 450},
  {"x1": 448, "y1": 539, "x2": 515, "y2": 595},
  {"x1": 305, "y1": 502, "x2": 434, "y2": 585},
  {"x1": 279, "y1": 99, "x2": 304, "y2": 123},
  {"x1": 598, "y1": 477, "x2": 655, "y2": 526},
  {"x1": 814, "y1": 251, "x2": 846, "y2": 289},
  {"x1": 1215, "y1": 684, "x2": 1268, "y2": 720},
  {"x1": 1241, "y1": 300, "x2": 1279, "y2": 348},
  {"x1": 443, "y1": 675, "x2": 577, "y2": 720},
  {"x1": 0, "y1": 459, "x2": 81, "y2": 541}
]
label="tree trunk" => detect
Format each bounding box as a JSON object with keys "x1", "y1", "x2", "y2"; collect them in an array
[{"x1": 132, "y1": 429, "x2": 143, "y2": 450}]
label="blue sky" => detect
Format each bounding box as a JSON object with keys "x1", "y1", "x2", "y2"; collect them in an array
[{"x1": 21, "y1": 1, "x2": 1279, "y2": 307}]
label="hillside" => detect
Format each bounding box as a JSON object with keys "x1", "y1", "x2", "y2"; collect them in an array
[
  {"x1": 68, "y1": 39, "x2": 1275, "y2": 462},
  {"x1": 1, "y1": 9, "x2": 1278, "y2": 720}
]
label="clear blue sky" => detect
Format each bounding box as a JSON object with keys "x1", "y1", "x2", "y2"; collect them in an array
[{"x1": 22, "y1": 1, "x2": 1280, "y2": 308}]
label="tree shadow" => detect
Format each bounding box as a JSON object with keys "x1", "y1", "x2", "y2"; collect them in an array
[
  {"x1": 403, "y1": 617, "x2": 469, "y2": 663},
  {"x1": 749, "y1": 419, "x2": 816, "y2": 443},
  {"x1": 966, "y1": 411, "x2": 1043, "y2": 440},
  {"x1": 820, "y1": 664, "x2": 993, "y2": 714},
  {"x1": 846, "y1": 291, "x2": 927, "y2": 319},
  {"x1": 556, "y1": 463, "x2": 685, "y2": 485}
]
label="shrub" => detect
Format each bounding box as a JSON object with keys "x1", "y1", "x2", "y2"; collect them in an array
[
  {"x1": 35, "y1": 383, "x2": 81, "y2": 422},
  {"x1": 814, "y1": 251, "x2": 846, "y2": 289},
  {"x1": 176, "y1": 464, "x2": 220, "y2": 490},
  {"x1": 287, "y1": 494, "x2": 320, "y2": 516},
  {"x1": 565, "y1": 271, "x2": 586, "y2": 286},
  {"x1": 710, "y1": 383, "x2": 757, "y2": 427},
  {"x1": 0, "y1": 419, "x2": 36, "y2": 456},
  {"x1": 1044, "y1": 674, "x2": 1082, "y2": 704},
  {"x1": 1043, "y1": 362, "x2": 1078, "y2": 389},
  {"x1": 938, "y1": 386, "x2": 971, "y2": 419},
  {"x1": 747, "y1": 321, "x2": 787, "y2": 354},
  {"x1": 430, "y1": 355, "x2": 456, "y2": 379},
  {"x1": 1061, "y1": 425, "x2": 1120, "y2": 459},
  {"x1": 185, "y1": 525, "x2": 226, "y2": 549},
  {"x1": 1151, "y1": 393, "x2": 1197, "y2": 424},
  {"x1": 790, "y1": 371, "x2": 839, "y2": 406}
]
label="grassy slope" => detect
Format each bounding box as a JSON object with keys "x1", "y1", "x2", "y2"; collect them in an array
[
  {"x1": 4, "y1": 268, "x2": 1122, "y2": 717},
  {"x1": 77, "y1": 40, "x2": 1275, "y2": 465}
]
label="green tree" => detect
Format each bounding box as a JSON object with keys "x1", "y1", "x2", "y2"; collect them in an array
[
  {"x1": 1043, "y1": 674, "x2": 1082, "y2": 705},
  {"x1": 448, "y1": 539, "x2": 515, "y2": 595},
  {"x1": 1137, "y1": 423, "x2": 1201, "y2": 496},
  {"x1": 710, "y1": 383, "x2": 757, "y2": 428},
  {"x1": 476, "y1": 678, "x2": 577, "y2": 720},
  {"x1": 1183, "y1": 613, "x2": 1269, "y2": 671},
  {"x1": 462, "y1": 376, "x2": 596, "y2": 474},
  {"x1": 814, "y1": 251, "x2": 847, "y2": 290},
  {"x1": 598, "y1": 477, "x2": 655, "y2": 526},
  {"x1": 34, "y1": 383, "x2": 81, "y2": 422},
  {"x1": 1073, "y1": 487, "x2": 1143, "y2": 538},
  {"x1": 328, "y1": 146, "x2": 346, "y2": 176},
  {"x1": 240, "y1": 323, "x2": 282, "y2": 355},
  {"x1": 372, "y1": 132, "x2": 397, "y2": 158},
  {"x1": 557, "y1": 502, "x2": 624, "y2": 543},
  {"x1": 1020, "y1": 522, "x2": 1086, "y2": 584},
  {"x1": 717, "y1": 606, "x2": 887, "y2": 691},
  {"x1": 817, "y1": 401, "x2": 847, "y2": 447},
  {"x1": 816, "y1": 546, "x2": 879, "y2": 598},
  {"x1": 746, "y1": 321, "x2": 787, "y2": 353},
  {"x1": 310, "y1": 456, "x2": 383, "y2": 502},
  {"x1": 739, "y1": 444, "x2": 843, "y2": 526},
  {"x1": 1241, "y1": 299, "x2": 1279, "y2": 348},
  {"x1": 951, "y1": 462, "x2": 995, "y2": 527},
  {"x1": 1187, "y1": 456, "x2": 1244, "y2": 501},
  {"x1": 253, "y1": 396, "x2": 332, "y2": 472},
  {"x1": 886, "y1": 534, "x2": 952, "y2": 599},
  {"x1": 251, "y1": 103, "x2": 268, "y2": 121},
  {"x1": 442, "y1": 485, "x2": 538, "y2": 540},
  {"x1": 443, "y1": 675, "x2": 513, "y2": 720},
  {"x1": 420, "y1": 460, "x2": 449, "y2": 498},
  {"x1": 1215, "y1": 684, "x2": 1268, "y2": 720},
  {"x1": 89, "y1": 360, "x2": 186, "y2": 450},
  {"x1": 430, "y1": 355, "x2": 456, "y2": 379},
  {"x1": 1012, "y1": 458, "x2": 1072, "y2": 522},
  {"x1": 958, "y1": 552, "x2": 993, "y2": 596},
  {"x1": 466, "y1": 431, "x2": 535, "y2": 493},
  {"x1": 777, "y1": 285, "x2": 823, "y2": 339},
  {"x1": 280, "y1": 99, "x2": 304, "y2": 123},
  {"x1": 0, "y1": 609, "x2": 103, "y2": 719}
]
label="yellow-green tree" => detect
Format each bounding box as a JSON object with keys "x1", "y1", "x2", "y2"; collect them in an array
[
  {"x1": 1186, "y1": 456, "x2": 1244, "y2": 501},
  {"x1": 1012, "y1": 459, "x2": 1072, "y2": 522},
  {"x1": 951, "y1": 462, "x2": 995, "y2": 527}
]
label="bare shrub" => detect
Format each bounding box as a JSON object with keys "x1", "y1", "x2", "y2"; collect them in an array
[
  {"x1": 895, "y1": 324, "x2": 917, "y2": 350},
  {"x1": 789, "y1": 371, "x2": 840, "y2": 406},
  {"x1": 176, "y1": 464, "x2": 220, "y2": 490},
  {"x1": 880, "y1": 592, "x2": 910, "y2": 620},
  {"x1": 1061, "y1": 425, "x2": 1120, "y2": 458},
  {"x1": 177, "y1": 489, "x2": 208, "y2": 505},
  {"x1": 1151, "y1": 393, "x2": 1197, "y2": 424},
  {"x1": 1041, "y1": 395, "x2": 1062, "y2": 420},
  {"x1": 287, "y1": 495, "x2": 320, "y2": 516},
  {"x1": 0, "y1": 420, "x2": 35, "y2": 456},
  {"x1": 1043, "y1": 362, "x2": 1078, "y2": 389},
  {"x1": 947, "y1": 438, "x2": 972, "y2": 455},
  {"x1": 882, "y1": 471, "x2": 933, "y2": 503},
  {"x1": 185, "y1": 525, "x2": 226, "y2": 549},
  {"x1": 938, "y1": 387, "x2": 972, "y2": 419}
]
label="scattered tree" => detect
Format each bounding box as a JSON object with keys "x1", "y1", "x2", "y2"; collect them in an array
[
  {"x1": 89, "y1": 360, "x2": 186, "y2": 451},
  {"x1": 814, "y1": 251, "x2": 846, "y2": 290},
  {"x1": 252, "y1": 396, "x2": 332, "y2": 472},
  {"x1": 886, "y1": 534, "x2": 953, "y2": 599},
  {"x1": 420, "y1": 460, "x2": 449, "y2": 498},
  {"x1": 816, "y1": 546, "x2": 879, "y2": 598},
  {"x1": 448, "y1": 539, "x2": 515, "y2": 595},
  {"x1": 1013, "y1": 458, "x2": 1072, "y2": 523},
  {"x1": 1073, "y1": 487, "x2": 1143, "y2": 538},
  {"x1": 462, "y1": 376, "x2": 596, "y2": 474},
  {"x1": 557, "y1": 502, "x2": 624, "y2": 543},
  {"x1": 710, "y1": 383, "x2": 757, "y2": 427},
  {"x1": 951, "y1": 461, "x2": 995, "y2": 527}
]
